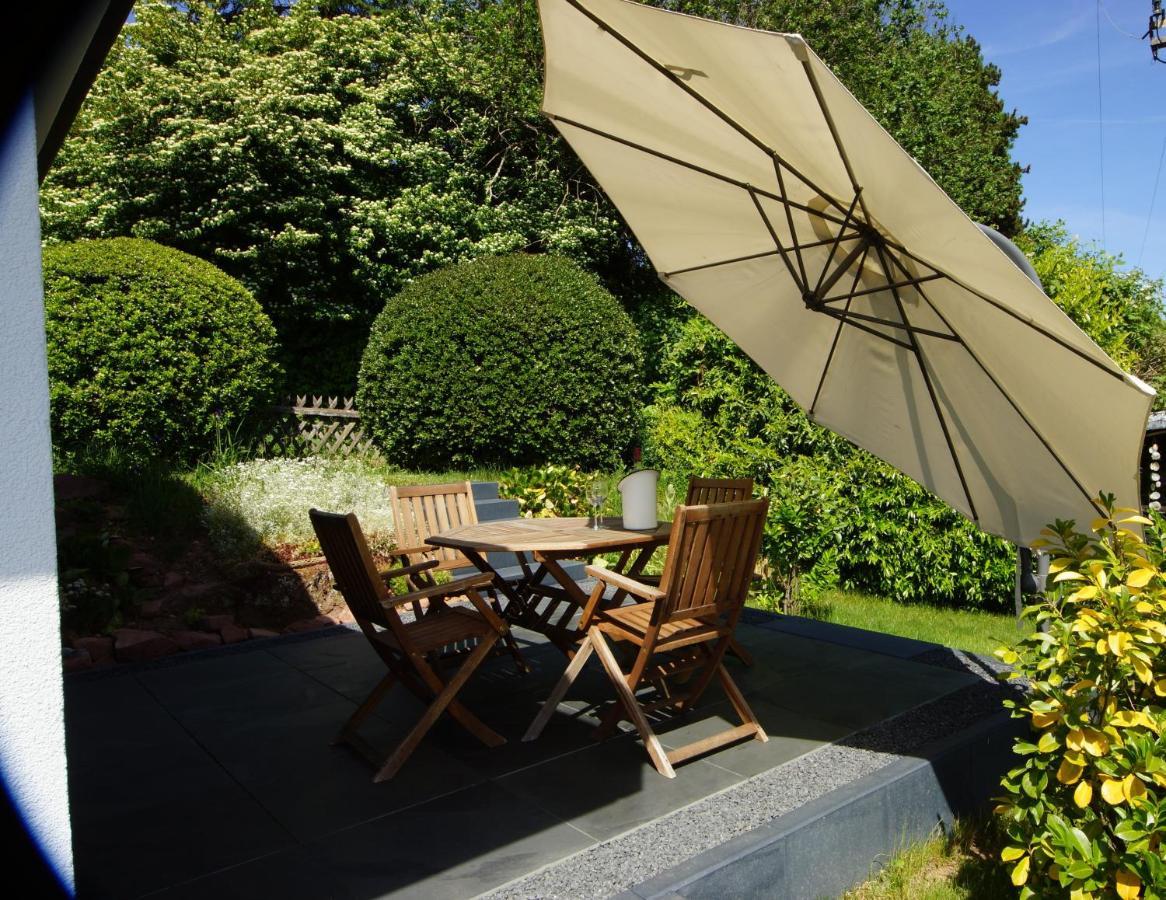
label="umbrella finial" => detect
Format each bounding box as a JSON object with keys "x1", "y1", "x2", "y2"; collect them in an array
[{"x1": 784, "y1": 34, "x2": 809, "y2": 62}]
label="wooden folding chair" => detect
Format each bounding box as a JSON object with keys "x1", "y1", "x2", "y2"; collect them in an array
[
  {"x1": 524, "y1": 499, "x2": 770, "y2": 778},
  {"x1": 310, "y1": 508, "x2": 509, "y2": 782},
  {"x1": 388, "y1": 481, "x2": 528, "y2": 670},
  {"x1": 649, "y1": 477, "x2": 757, "y2": 666}
]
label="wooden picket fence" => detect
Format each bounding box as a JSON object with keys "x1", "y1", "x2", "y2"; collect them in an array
[{"x1": 254, "y1": 395, "x2": 382, "y2": 459}]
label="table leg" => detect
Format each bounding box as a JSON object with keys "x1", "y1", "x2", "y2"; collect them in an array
[
  {"x1": 455, "y1": 548, "x2": 538, "y2": 671},
  {"x1": 529, "y1": 555, "x2": 593, "y2": 656}
]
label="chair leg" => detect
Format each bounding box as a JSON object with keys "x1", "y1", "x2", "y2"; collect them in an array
[
  {"x1": 373, "y1": 638, "x2": 502, "y2": 782},
  {"x1": 590, "y1": 629, "x2": 675, "y2": 778},
  {"x1": 334, "y1": 671, "x2": 396, "y2": 746},
  {"x1": 401, "y1": 661, "x2": 504, "y2": 748},
  {"x1": 414, "y1": 637, "x2": 506, "y2": 747},
  {"x1": 716, "y1": 662, "x2": 767, "y2": 744},
  {"x1": 522, "y1": 636, "x2": 595, "y2": 741}
]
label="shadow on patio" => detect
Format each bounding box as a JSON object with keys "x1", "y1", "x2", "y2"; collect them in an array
[{"x1": 66, "y1": 609, "x2": 1008, "y2": 899}]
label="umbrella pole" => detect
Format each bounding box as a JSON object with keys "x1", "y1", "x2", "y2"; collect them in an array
[{"x1": 1013, "y1": 549, "x2": 1024, "y2": 626}]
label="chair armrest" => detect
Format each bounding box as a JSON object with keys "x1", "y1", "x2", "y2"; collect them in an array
[
  {"x1": 379, "y1": 558, "x2": 440, "y2": 581},
  {"x1": 392, "y1": 544, "x2": 442, "y2": 560},
  {"x1": 584, "y1": 565, "x2": 665, "y2": 602},
  {"x1": 384, "y1": 572, "x2": 496, "y2": 607}
]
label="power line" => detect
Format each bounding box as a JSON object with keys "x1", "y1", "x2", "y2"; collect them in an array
[
  {"x1": 1096, "y1": 0, "x2": 1107, "y2": 249},
  {"x1": 1139, "y1": 131, "x2": 1166, "y2": 267}
]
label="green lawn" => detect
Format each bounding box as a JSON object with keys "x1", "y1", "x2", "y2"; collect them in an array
[
  {"x1": 843, "y1": 819, "x2": 1010, "y2": 899},
  {"x1": 756, "y1": 590, "x2": 1026, "y2": 657}
]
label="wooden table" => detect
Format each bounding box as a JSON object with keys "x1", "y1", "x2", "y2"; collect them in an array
[{"x1": 427, "y1": 517, "x2": 671, "y2": 655}]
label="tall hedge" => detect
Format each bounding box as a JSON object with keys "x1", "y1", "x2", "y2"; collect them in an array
[
  {"x1": 358, "y1": 254, "x2": 643, "y2": 469},
  {"x1": 43, "y1": 238, "x2": 280, "y2": 466}
]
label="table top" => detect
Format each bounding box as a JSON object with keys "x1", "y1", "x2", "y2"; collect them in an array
[{"x1": 427, "y1": 516, "x2": 672, "y2": 554}]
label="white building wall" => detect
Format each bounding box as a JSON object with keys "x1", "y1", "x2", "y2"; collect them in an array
[{"x1": 0, "y1": 97, "x2": 72, "y2": 891}]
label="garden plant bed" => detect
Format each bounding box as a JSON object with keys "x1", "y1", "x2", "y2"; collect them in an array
[{"x1": 54, "y1": 472, "x2": 363, "y2": 671}]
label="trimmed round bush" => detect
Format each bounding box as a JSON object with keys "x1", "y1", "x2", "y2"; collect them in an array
[
  {"x1": 358, "y1": 254, "x2": 643, "y2": 469},
  {"x1": 43, "y1": 238, "x2": 280, "y2": 465}
]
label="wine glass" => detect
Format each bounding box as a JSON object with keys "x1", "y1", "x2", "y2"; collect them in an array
[{"x1": 588, "y1": 476, "x2": 608, "y2": 530}]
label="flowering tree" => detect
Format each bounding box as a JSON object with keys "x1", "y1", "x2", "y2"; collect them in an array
[{"x1": 41, "y1": 0, "x2": 625, "y2": 388}]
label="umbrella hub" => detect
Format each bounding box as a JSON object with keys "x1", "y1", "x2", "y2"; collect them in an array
[{"x1": 793, "y1": 216, "x2": 957, "y2": 354}]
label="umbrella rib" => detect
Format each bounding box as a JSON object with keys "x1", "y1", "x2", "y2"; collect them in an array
[
  {"x1": 893, "y1": 259, "x2": 1108, "y2": 518},
  {"x1": 830, "y1": 308, "x2": 959, "y2": 342},
  {"x1": 661, "y1": 233, "x2": 861, "y2": 279},
  {"x1": 818, "y1": 309, "x2": 913, "y2": 351},
  {"x1": 810, "y1": 243, "x2": 870, "y2": 416},
  {"x1": 557, "y1": 0, "x2": 855, "y2": 219},
  {"x1": 664, "y1": 249, "x2": 781, "y2": 278},
  {"x1": 819, "y1": 273, "x2": 944, "y2": 304},
  {"x1": 871, "y1": 242, "x2": 979, "y2": 523},
  {"x1": 773, "y1": 157, "x2": 809, "y2": 288},
  {"x1": 885, "y1": 246, "x2": 1128, "y2": 383},
  {"x1": 812, "y1": 190, "x2": 863, "y2": 297},
  {"x1": 797, "y1": 53, "x2": 875, "y2": 229},
  {"x1": 550, "y1": 114, "x2": 853, "y2": 230},
  {"x1": 749, "y1": 189, "x2": 805, "y2": 293}
]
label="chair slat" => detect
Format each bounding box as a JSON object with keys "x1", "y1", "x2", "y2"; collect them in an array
[
  {"x1": 389, "y1": 482, "x2": 479, "y2": 572},
  {"x1": 685, "y1": 477, "x2": 753, "y2": 506}
]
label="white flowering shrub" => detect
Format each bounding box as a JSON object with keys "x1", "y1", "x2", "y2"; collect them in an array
[{"x1": 199, "y1": 456, "x2": 394, "y2": 560}]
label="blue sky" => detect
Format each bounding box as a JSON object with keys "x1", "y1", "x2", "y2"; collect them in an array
[{"x1": 945, "y1": 0, "x2": 1163, "y2": 282}]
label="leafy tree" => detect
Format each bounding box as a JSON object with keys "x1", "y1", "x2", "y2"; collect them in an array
[
  {"x1": 41, "y1": 0, "x2": 626, "y2": 390},
  {"x1": 1016, "y1": 222, "x2": 1166, "y2": 406},
  {"x1": 43, "y1": 0, "x2": 1027, "y2": 392}
]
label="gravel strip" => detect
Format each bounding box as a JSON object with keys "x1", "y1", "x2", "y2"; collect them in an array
[{"x1": 481, "y1": 660, "x2": 1019, "y2": 900}]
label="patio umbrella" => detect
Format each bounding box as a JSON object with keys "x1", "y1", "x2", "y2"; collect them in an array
[{"x1": 537, "y1": 0, "x2": 1154, "y2": 545}]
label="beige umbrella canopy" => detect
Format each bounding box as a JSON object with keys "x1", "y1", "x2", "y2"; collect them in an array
[{"x1": 537, "y1": 0, "x2": 1154, "y2": 546}]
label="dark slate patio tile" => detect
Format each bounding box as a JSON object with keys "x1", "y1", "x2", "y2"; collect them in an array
[
  {"x1": 65, "y1": 674, "x2": 197, "y2": 777},
  {"x1": 497, "y1": 736, "x2": 742, "y2": 842},
  {"x1": 227, "y1": 702, "x2": 484, "y2": 841},
  {"x1": 723, "y1": 627, "x2": 877, "y2": 695},
  {"x1": 137, "y1": 653, "x2": 348, "y2": 734},
  {"x1": 266, "y1": 629, "x2": 371, "y2": 670},
  {"x1": 654, "y1": 697, "x2": 851, "y2": 778},
  {"x1": 750, "y1": 653, "x2": 979, "y2": 731},
  {"x1": 160, "y1": 781, "x2": 593, "y2": 900},
  {"x1": 436, "y1": 691, "x2": 624, "y2": 779},
  {"x1": 69, "y1": 677, "x2": 292, "y2": 898}
]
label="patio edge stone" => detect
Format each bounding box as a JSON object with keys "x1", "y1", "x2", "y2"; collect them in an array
[{"x1": 621, "y1": 710, "x2": 1022, "y2": 899}]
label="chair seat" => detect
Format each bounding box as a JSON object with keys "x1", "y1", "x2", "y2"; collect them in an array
[
  {"x1": 599, "y1": 602, "x2": 723, "y2": 646},
  {"x1": 379, "y1": 607, "x2": 493, "y2": 654}
]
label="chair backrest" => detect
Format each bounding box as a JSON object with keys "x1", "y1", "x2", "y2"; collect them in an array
[
  {"x1": 656, "y1": 498, "x2": 769, "y2": 625},
  {"x1": 686, "y1": 476, "x2": 754, "y2": 506},
  {"x1": 310, "y1": 509, "x2": 404, "y2": 643},
  {"x1": 388, "y1": 481, "x2": 478, "y2": 571}
]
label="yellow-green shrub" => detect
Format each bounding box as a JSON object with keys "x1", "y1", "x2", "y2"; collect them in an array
[
  {"x1": 995, "y1": 495, "x2": 1166, "y2": 898},
  {"x1": 498, "y1": 464, "x2": 592, "y2": 518}
]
